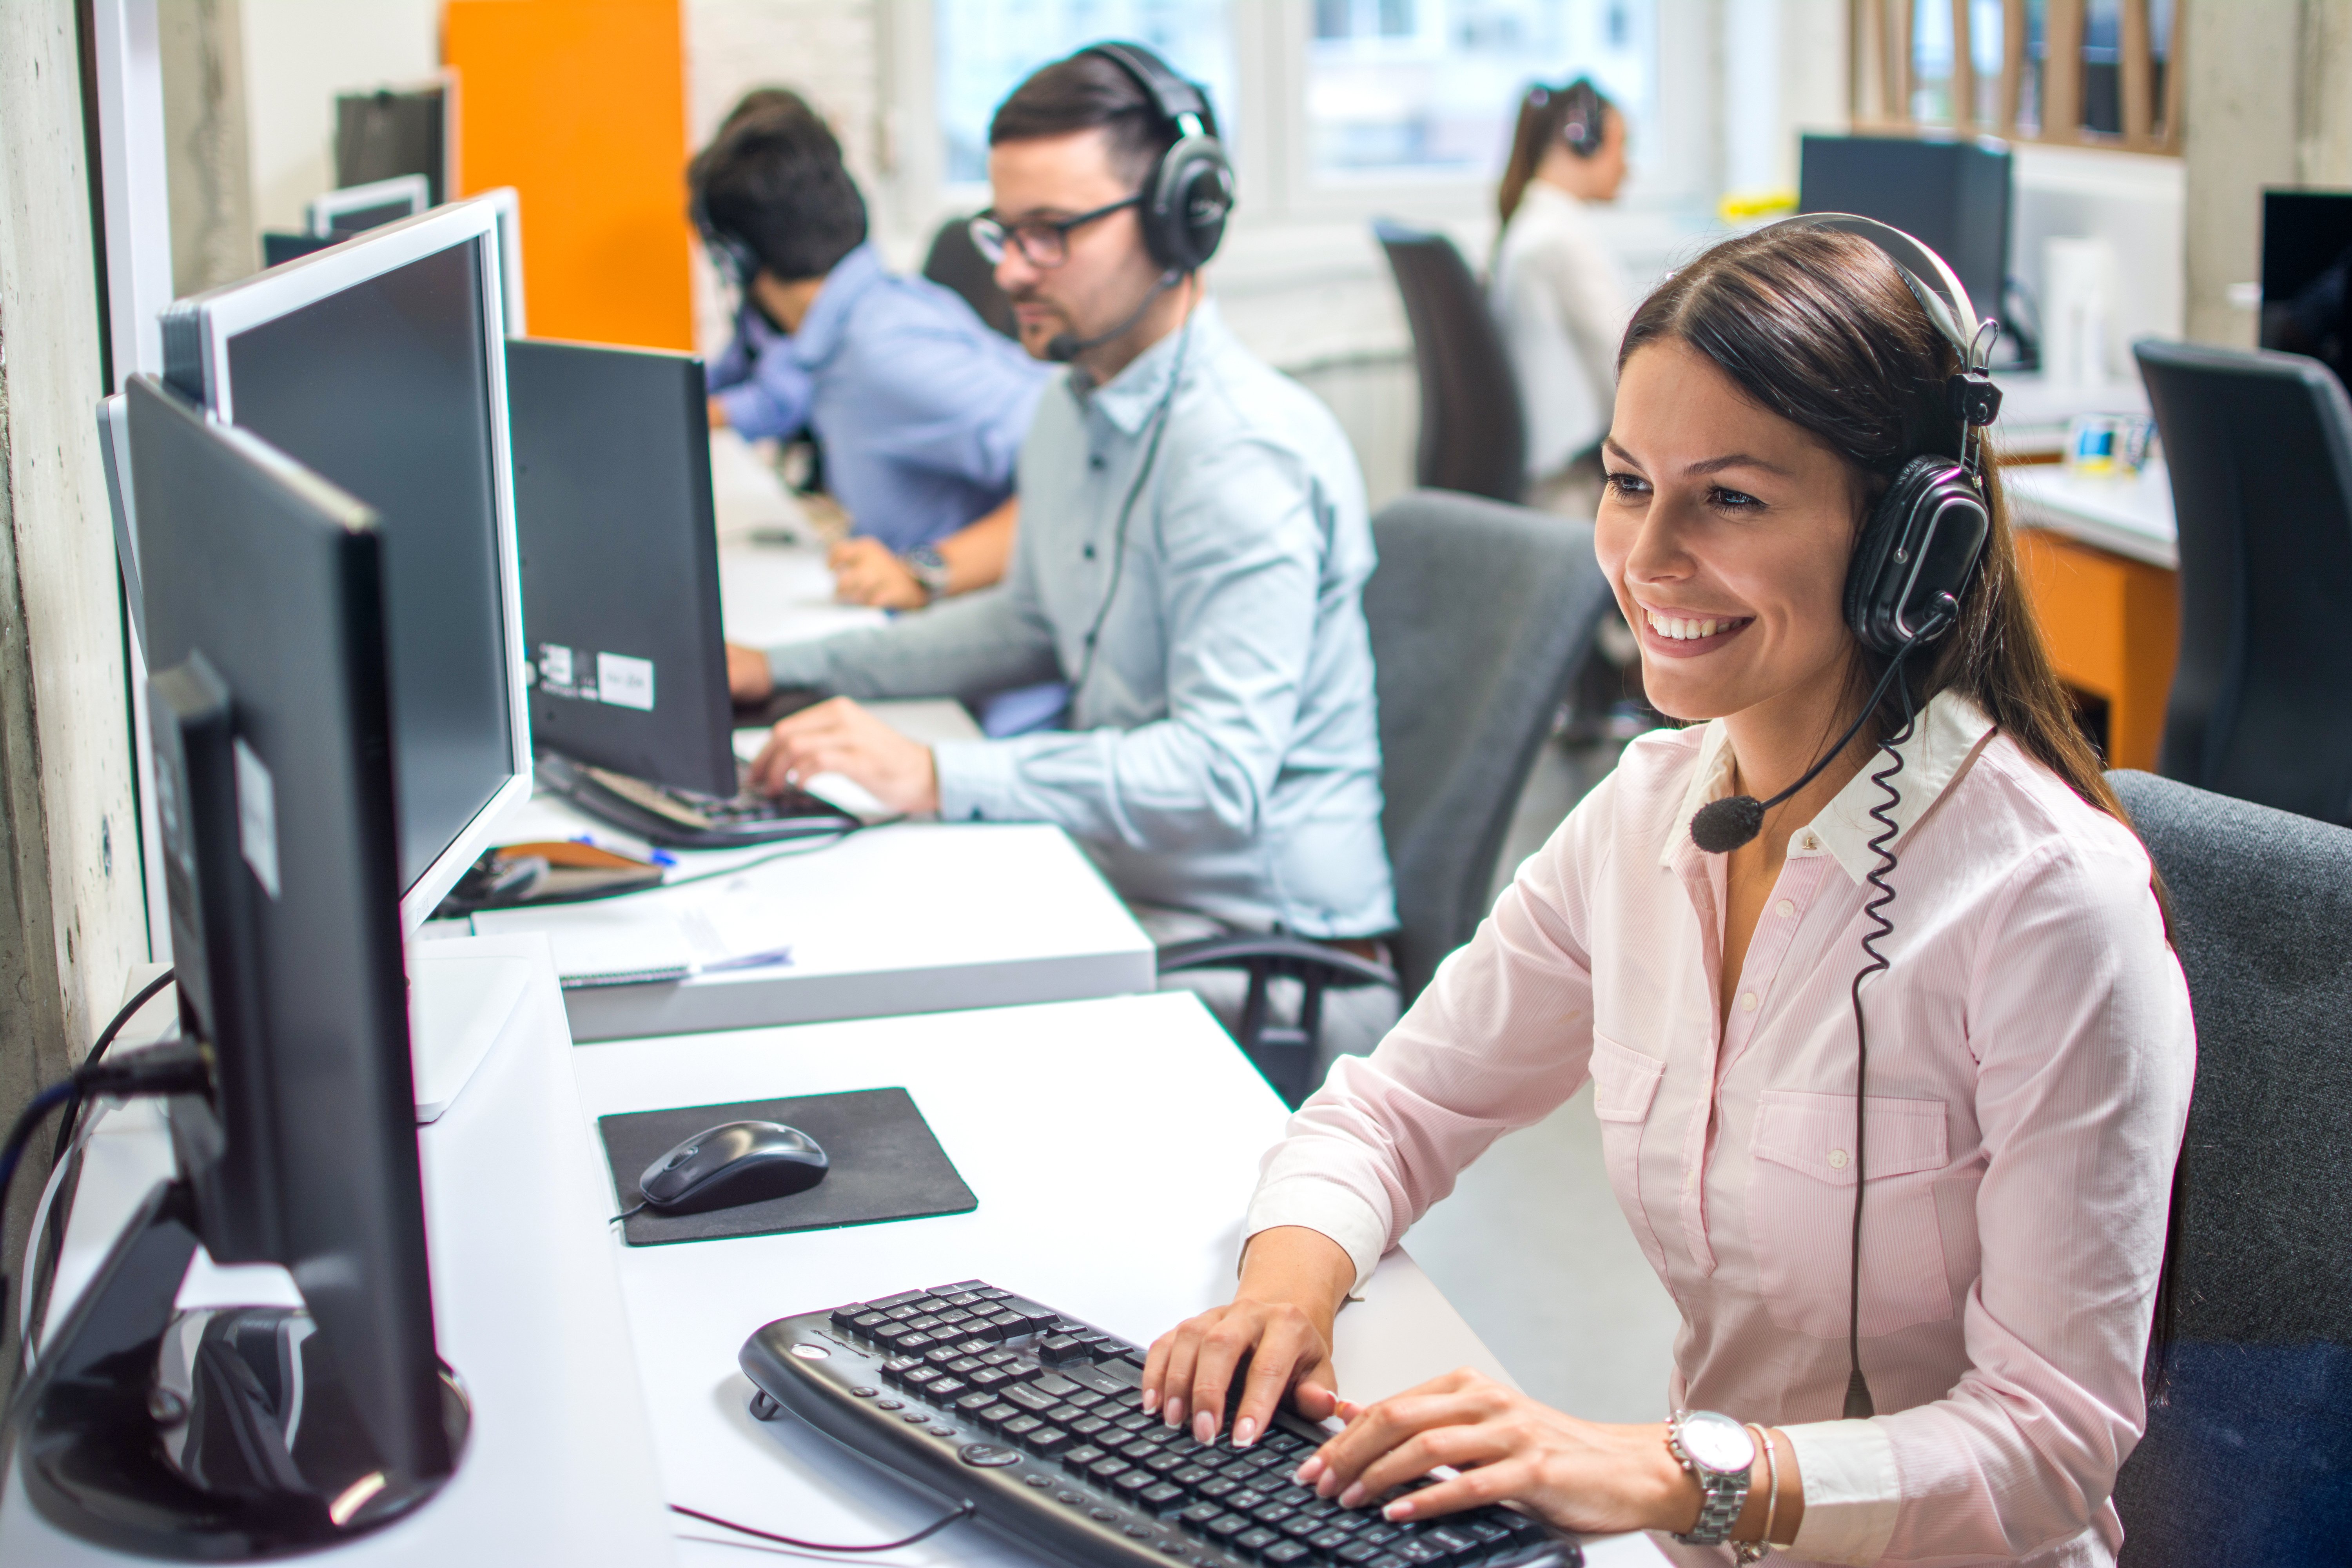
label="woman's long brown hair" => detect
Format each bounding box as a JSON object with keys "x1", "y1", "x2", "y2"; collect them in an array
[{"x1": 1497, "y1": 78, "x2": 1611, "y2": 228}]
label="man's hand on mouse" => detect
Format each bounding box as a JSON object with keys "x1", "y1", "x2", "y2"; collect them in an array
[{"x1": 749, "y1": 696, "x2": 940, "y2": 816}]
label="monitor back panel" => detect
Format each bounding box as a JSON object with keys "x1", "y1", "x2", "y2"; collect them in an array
[
  {"x1": 126, "y1": 375, "x2": 448, "y2": 1479},
  {"x1": 1799, "y1": 134, "x2": 2012, "y2": 327},
  {"x1": 505, "y1": 338, "x2": 736, "y2": 798},
  {"x1": 220, "y1": 240, "x2": 517, "y2": 893}
]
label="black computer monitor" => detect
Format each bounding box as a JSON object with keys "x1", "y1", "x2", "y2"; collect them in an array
[
  {"x1": 161, "y1": 202, "x2": 530, "y2": 927},
  {"x1": 336, "y1": 83, "x2": 449, "y2": 206},
  {"x1": 1798, "y1": 133, "x2": 2012, "y2": 334},
  {"x1": 505, "y1": 338, "x2": 737, "y2": 799},
  {"x1": 2260, "y1": 189, "x2": 2352, "y2": 387},
  {"x1": 22, "y1": 376, "x2": 457, "y2": 1552}
]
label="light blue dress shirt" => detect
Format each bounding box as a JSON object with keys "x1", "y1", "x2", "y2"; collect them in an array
[
  {"x1": 764, "y1": 300, "x2": 1396, "y2": 938},
  {"x1": 708, "y1": 242, "x2": 1049, "y2": 554}
]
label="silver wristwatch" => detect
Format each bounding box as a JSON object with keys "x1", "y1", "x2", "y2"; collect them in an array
[
  {"x1": 1667, "y1": 1408, "x2": 1756, "y2": 1548},
  {"x1": 904, "y1": 545, "x2": 952, "y2": 602}
]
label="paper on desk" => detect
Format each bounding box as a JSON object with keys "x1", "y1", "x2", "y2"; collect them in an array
[{"x1": 473, "y1": 882, "x2": 794, "y2": 989}]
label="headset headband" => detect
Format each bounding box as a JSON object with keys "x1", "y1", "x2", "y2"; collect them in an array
[
  {"x1": 1083, "y1": 41, "x2": 1219, "y2": 142},
  {"x1": 1773, "y1": 213, "x2": 1993, "y2": 373}
]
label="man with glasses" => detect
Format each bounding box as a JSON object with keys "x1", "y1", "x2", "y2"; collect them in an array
[{"x1": 733, "y1": 45, "x2": 1398, "y2": 1062}]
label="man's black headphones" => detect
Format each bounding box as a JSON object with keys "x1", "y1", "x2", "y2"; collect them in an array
[
  {"x1": 1779, "y1": 213, "x2": 2004, "y2": 658},
  {"x1": 1078, "y1": 42, "x2": 1234, "y2": 273}
]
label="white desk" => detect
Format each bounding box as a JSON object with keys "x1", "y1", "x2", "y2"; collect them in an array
[
  {"x1": 2004, "y1": 461, "x2": 2179, "y2": 569},
  {"x1": 2, "y1": 938, "x2": 676, "y2": 1567},
  {"x1": 570, "y1": 993, "x2": 1665, "y2": 1568},
  {"x1": 1989, "y1": 372, "x2": 2152, "y2": 460},
  {"x1": 474, "y1": 815, "x2": 1156, "y2": 1042}
]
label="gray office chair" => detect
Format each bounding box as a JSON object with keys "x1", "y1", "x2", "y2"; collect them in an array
[
  {"x1": 2104, "y1": 771, "x2": 2352, "y2": 1564},
  {"x1": 2134, "y1": 339, "x2": 2352, "y2": 826},
  {"x1": 1373, "y1": 220, "x2": 1528, "y2": 505},
  {"x1": 1160, "y1": 491, "x2": 1614, "y2": 1103},
  {"x1": 922, "y1": 214, "x2": 1019, "y2": 341}
]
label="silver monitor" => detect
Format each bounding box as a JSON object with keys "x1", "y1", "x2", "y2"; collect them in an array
[
  {"x1": 464, "y1": 185, "x2": 527, "y2": 336},
  {"x1": 305, "y1": 172, "x2": 430, "y2": 237},
  {"x1": 160, "y1": 200, "x2": 531, "y2": 929}
]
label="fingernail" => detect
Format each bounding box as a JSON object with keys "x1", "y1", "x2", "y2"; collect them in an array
[
  {"x1": 1140, "y1": 1388, "x2": 1159, "y2": 1414},
  {"x1": 1316, "y1": 1471, "x2": 1341, "y2": 1498},
  {"x1": 1339, "y1": 1483, "x2": 1366, "y2": 1508},
  {"x1": 1384, "y1": 1499, "x2": 1415, "y2": 1522},
  {"x1": 1294, "y1": 1456, "x2": 1324, "y2": 1485},
  {"x1": 1194, "y1": 1412, "x2": 1216, "y2": 1445},
  {"x1": 1166, "y1": 1396, "x2": 1186, "y2": 1428},
  {"x1": 1234, "y1": 1417, "x2": 1258, "y2": 1448}
]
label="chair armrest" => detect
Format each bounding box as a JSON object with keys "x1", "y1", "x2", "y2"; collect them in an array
[{"x1": 1156, "y1": 933, "x2": 1398, "y2": 994}]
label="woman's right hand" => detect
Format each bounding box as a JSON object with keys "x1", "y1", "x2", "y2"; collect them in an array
[{"x1": 1140, "y1": 1226, "x2": 1356, "y2": 1448}]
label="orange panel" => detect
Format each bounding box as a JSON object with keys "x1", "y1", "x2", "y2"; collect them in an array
[
  {"x1": 444, "y1": 0, "x2": 693, "y2": 350},
  {"x1": 2013, "y1": 528, "x2": 2180, "y2": 771}
]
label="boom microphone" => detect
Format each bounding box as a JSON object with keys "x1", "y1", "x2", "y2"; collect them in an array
[{"x1": 1044, "y1": 270, "x2": 1182, "y2": 363}]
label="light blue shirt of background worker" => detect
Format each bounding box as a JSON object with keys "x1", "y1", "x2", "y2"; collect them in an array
[
  {"x1": 691, "y1": 89, "x2": 1058, "y2": 738},
  {"x1": 727, "y1": 46, "x2": 1397, "y2": 1064}
]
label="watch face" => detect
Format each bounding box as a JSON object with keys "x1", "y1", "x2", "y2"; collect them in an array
[{"x1": 1681, "y1": 1413, "x2": 1755, "y2": 1475}]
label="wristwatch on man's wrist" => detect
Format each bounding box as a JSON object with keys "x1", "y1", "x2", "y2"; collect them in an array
[
  {"x1": 1667, "y1": 1408, "x2": 1756, "y2": 1548},
  {"x1": 904, "y1": 545, "x2": 952, "y2": 602}
]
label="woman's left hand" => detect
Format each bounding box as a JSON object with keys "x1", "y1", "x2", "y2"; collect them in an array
[{"x1": 1291, "y1": 1370, "x2": 1698, "y2": 1538}]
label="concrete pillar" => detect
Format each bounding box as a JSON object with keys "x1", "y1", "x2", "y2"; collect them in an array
[
  {"x1": 0, "y1": 0, "x2": 149, "y2": 1339},
  {"x1": 158, "y1": 0, "x2": 254, "y2": 292}
]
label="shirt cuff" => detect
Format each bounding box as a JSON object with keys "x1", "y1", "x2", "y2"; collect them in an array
[
  {"x1": 765, "y1": 641, "x2": 831, "y2": 690},
  {"x1": 932, "y1": 737, "x2": 1018, "y2": 822},
  {"x1": 1781, "y1": 1419, "x2": 1899, "y2": 1566},
  {"x1": 1243, "y1": 1177, "x2": 1389, "y2": 1295},
  {"x1": 716, "y1": 381, "x2": 787, "y2": 441}
]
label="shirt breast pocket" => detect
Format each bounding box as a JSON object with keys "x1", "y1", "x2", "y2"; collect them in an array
[
  {"x1": 1589, "y1": 1033, "x2": 1668, "y2": 1274},
  {"x1": 1748, "y1": 1090, "x2": 1953, "y2": 1339}
]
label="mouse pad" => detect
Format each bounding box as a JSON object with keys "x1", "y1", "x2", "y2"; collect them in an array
[{"x1": 597, "y1": 1087, "x2": 976, "y2": 1247}]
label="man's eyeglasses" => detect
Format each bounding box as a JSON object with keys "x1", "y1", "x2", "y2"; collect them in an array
[{"x1": 968, "y1": 196, "x2": 1140, "y2": 268}]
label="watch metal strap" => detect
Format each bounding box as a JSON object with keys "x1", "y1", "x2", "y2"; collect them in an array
[
  {"x1": 1667, "y1": 1409, "x2": 1753, "y2": 1548},
  {"x1": 904, "y1": 546, "x2": 951, "y2": 601}
]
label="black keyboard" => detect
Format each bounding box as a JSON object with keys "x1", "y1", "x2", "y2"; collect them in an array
[
  {"x1": 539, "y1": 752, "x2": 855, "y2": 849},
  {"x1": 739, "y1": 1280, "x2": 1582, "y2": 1568}
]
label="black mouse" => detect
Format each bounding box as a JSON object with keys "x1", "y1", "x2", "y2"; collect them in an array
[{"x1": 638, "y1": 1121, "x2": 828, "y2": 1215}]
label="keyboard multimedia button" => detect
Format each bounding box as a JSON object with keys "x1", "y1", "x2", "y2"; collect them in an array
[
  {"x1": 850, "y1": 1386, "x2": 877, "y2": 1398},
  {"x1": 901, "y1": 1410, "x2": 931, "y2": 1423},
  {"x1": 929, "y1": 1425, "x2": 956, "y2": 1437},
  {"x1": 1057, "y1": 1490, "x2": 1084, "y2": 1505},
  {"x1": 1158, "y1": 1542, "x2": 1187, "y2": 1555},
  {"x1": 1123, "y1": 1523, "x2": 1152, "y2": 1538},
  {"x1": 875, "y1": 1399, "x2": 903, "y2": 1411},
  {"x1": 957, "y1": 1443, "x2": 1022, "y2": 1468}
]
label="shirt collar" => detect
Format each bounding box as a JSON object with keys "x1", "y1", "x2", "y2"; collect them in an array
[
  {"x1": 787, "y1": 242, "x2": 886, "y2": 368},
  {"x1": 1071, "y1": 296, "x2": 1223, "y2": 436},
  {"x1": 1515, "y1": 181, "x2": 1586, "y2": 219},
  {"x1": 1662, "y1": 690, "x2": 1998, "y2": 882}
]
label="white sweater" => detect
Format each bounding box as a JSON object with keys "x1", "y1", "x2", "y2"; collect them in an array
[{"x1": 1489, "y1": 181, "x2": 1635, "y2": 481}]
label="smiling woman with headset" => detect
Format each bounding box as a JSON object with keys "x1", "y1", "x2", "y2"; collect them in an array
[{"x1": 1140, "y1": 220, "x2": 2195, "y2": 1566}]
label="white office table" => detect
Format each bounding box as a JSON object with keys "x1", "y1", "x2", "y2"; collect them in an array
[
  {"x1": 2004, "y1": 460, "x2": 2178, "y2": 569},
  {"x1": 474, "y1": 806, "x2": 1155, "y2": 1041},
  {"x1": 571, "y1": 992, "x2": 1666, "y2": 1567},
  {"x1": 2, "y1": 938, "x2": 676, "y2": 1567}
]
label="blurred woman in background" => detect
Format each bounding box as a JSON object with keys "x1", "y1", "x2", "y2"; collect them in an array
[{"x1": 1492, "y1": 78, "x2": 1632, "y2": 519}]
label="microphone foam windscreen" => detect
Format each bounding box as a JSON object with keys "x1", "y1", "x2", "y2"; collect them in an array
[{"x1": 1690, "y1": 795, "x2": 1765, "y2": 854}]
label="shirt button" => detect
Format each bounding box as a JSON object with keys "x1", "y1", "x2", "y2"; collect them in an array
[
  {"x1": 1828, "y1": 1149, "x2": 1850, "y2": 1171},
  {"x1": 1083, "y1": 544, "x2": 1096, "y2": 559},
  {"x1": 1089, "y1": 454, "x2": 1106, "y2": 470},
  {"x1": 1739, "y1": 992, "x2": 1757, "y2": 1012},
  {"x1": 1800, "y1": 833, "x2": 1819, "y2": 851},
  {"x1": 1775, "y1": 900, "x2": 1794, "y2": 918}
]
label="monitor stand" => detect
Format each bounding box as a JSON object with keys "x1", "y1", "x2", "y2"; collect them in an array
[{"x1": 17, "y1": 1179, "x2": 469, "y2": 1560}]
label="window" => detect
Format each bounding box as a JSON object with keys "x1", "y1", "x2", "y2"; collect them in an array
[
  {"x1": 1305, "y1": 0, "x2": 1653, "y2": 180},
  {"x1": 933, "y1": 1, "x2": 1239, "y2": 185}
]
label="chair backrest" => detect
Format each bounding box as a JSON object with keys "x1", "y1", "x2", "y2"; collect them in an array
[
  {"x1": 1373, "y1": 220, "x2": 1528, "y2": 505},
  {"x1": 2104, "y1": 770, "x2": 2352, "y2": 1564},
  {"x1": 921, "y1": 215, "x2": 1019, "y2": 341},
  {"x1": 1365, "y1": 491, "x2": 1612, "y2": 1000},
  {"x1": 2134, "y1": 338, "x2": 2352, "y2": 826}
]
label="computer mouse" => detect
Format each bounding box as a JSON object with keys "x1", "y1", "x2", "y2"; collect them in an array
[{"x1": 639, "y1": 1121, "x2": 828, "y2": 1215}]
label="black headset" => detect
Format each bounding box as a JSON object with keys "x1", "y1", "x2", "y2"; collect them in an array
[
  {"x1": 1530, "y1": 78, "x2": 1607, "y2": 159},
  {"x1": 1078, "y1": 42, "x2": 1235, "y2": 274},
  {"x1": 1684, "y1": 215, "x2": 2004, "y2": 1425}
]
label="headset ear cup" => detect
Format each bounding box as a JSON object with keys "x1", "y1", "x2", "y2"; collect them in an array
[
  {"x1": 1845, "y1": 456, "x2": 1987, "y2": 654},
  {"x1": 1149, "y1": 135, "x2": 1233, "y2": 271}
]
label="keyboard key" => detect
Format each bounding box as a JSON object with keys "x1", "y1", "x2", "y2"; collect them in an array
[
  {"x1": 1234, "y1": 1527, "x2": 1280, "y2": 1553},
  {"x1": 1337, "y1": 1545, "x2": 1384, "y2": 1564},
  {"x1": 1170, "y1": 1465, "x2": 1214, "y2": 1490},
  {"x1": 946, "y1": 1356, "x2": 985, "y2": 1374},
  {"x1": 1037, "y1": 1334, "x2": 1091, "y2": 1365},
  {"x1": 1464, "y1": 1521, "x2": 1512, "y2": 1546},
  {"x1": 1062, "y1": 1445, "x2": 1106, "y2": 1471},
  {"x1": 1227, "y1": 1490, "x2": 1269, "y2": 1513},
  {"x1": 1071, "y1": 1416, "x2": 1111, "y2": 1438},
  {"x1": 1003, "y1": 1384, "x2": 1058, "y2": 1414},
  {"x1": 1001, "y1": 1415, "x2": 1043, "y2": 1441},
  {"x1": 894, "y1": 1332, "x2": 937, "y2": 1354},
  {"x1": 930, "y1": 1379, "x2": 968, "y2": 1400},
  {"x1": 1391, "y1": 1542, "x2": 1442, "y2": 1565},
  {"x1": 904, "y1": 1368, "x2": 943, "y2": 1388},
  {"x1": 871, "y1": 1290, "x2": 928, "y2": 1309},
  {"x1": 1028, "y1": 1426, "x2": 1073, "y2": 1456},
  {"x1": 979, "y1": 1403, "x2": 1021, "y2": 1426},
  {"x1": 829, "y1": 1303, "x2": 868, "y2": 1328},
  {"x1": 1202, "y1": 1514, "x2": 1252, "y2": 1539},
  {"x1": 1280, "y1": 1514, "x2": 1325, "y2": 1538},
  {"x1": 970, "y1": 1367, "x2": 1016, "y2": 1390},
  {"x1": 982, "y1": 1311, "x2": 1028, "y2": 1338},
  {"x1": 882, "y1": 1356, "x2": 922, "y2": 1379},
  {"x1": 1065, "y1": 1387, "x2": 1107, "y2": 1409},
  {"x1": 1112, "y1": 1411, "x2": 1156, "y2": 1434},
  {"x1": 1087, "y1": 1455, "x2": 1133, "y2": 1482},
  {"x1": 1178, "y1": 1501, "x2": 1224, "y2": 1525},
  {"x1": 1265, "y1": 1543, "x2": 1312, "y2": 1565},
  {"x1": 1198, "y1": 1477, "x2": 1240, "y2": 1500},
  {"x1": 1144, "y1": 1452, "x2": 1191, "y2": 1475},
  {"x1": 1030, "y1": 1372, "x2": 1084, "y2": 1398},
  {"x1": 975, "y1": 1287, "x2": 1011, "y2": 1301},
  {"x1": 1113, "y1": 1470, "x2": 1155, "y2": 1495},
  {"x1": 956, "y1": 1393, "x2": 996, "y2": 1416}
]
